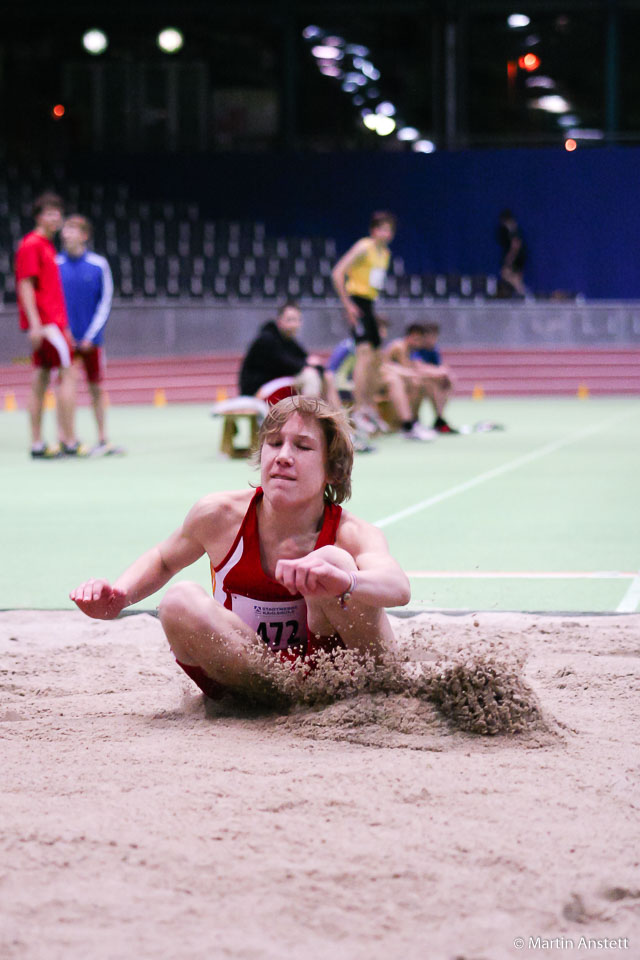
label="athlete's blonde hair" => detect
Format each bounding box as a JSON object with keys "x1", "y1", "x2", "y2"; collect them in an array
[{"x1": 256, "y1": 396, "x2": 353, "y2": 504}]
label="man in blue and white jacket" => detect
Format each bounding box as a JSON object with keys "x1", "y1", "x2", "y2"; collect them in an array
[{"x1": 57, "y1": 215, "x2": 123, "y2": 455}]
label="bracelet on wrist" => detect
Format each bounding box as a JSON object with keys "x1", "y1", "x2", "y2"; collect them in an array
[{"x1": 338, "y1": 571, "x2": 358, "y2": 609}]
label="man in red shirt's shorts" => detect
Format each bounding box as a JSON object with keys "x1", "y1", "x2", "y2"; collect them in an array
[{"x1": 15, "y1": 192, "x2": 83, "y2": 458}]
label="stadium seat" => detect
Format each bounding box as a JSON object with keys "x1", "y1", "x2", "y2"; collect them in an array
[
  {"x1": 260, "y1": 275, "x2": 281, "y2": 298},
  {"x1": 1, "y1": 173, "x2": 500, "y2": 305}
]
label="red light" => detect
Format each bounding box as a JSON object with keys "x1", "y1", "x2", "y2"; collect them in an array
[
  {"x1": 565, "y1": 138, "x2": 577, "y2": 152},
  {"x1": 52, "y1": 104, "x2": 65, "y2": 118},
  {"x1": 518, "y1": 53, "x2": 540, "y2": 71}
]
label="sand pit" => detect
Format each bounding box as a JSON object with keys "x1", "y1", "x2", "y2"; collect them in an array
[{"x1": 1, "y1": 609, "x2": 639, "y2": 960}]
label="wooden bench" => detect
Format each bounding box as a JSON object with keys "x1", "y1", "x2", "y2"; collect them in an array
[{"x1": 219, "y1": 408, "x2": 260, "y2": 458}]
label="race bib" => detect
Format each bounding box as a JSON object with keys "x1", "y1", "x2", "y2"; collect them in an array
[
  {"x1": 231, "y1": 594, "x2": 307, "y2": 651},
  {"x1": 369, "y1": 266, "x2": 386, "y2": 290}
]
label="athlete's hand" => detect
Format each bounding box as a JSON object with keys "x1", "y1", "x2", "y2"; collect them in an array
[
  {"x1": 28, "y1": 326, "x2": 43, "y2": 350},
  {"x1": 70, "y1": 579, "x2": 128, "y2": 619},
  {"x1": 275, "y1": 556, "x2": 352, "y2": 599},
  {"x1": 345, "y1": 300, "x2": 362, "y2": 327},
  {"x1": 78, "y1": 339, "x2": 94, "y2": 353}
]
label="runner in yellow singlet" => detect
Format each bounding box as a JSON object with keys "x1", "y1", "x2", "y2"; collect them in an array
[{"x1": 331, "y1": 212, "x2": 396, "y2": 436}]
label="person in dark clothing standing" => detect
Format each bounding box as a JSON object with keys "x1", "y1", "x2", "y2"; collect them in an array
[
  {"x1": 497, "y1": 209, "x2": 527, "y2": 298},
  {"x1": 239, "y1": 300, "x2": 339, "y2": 406}
]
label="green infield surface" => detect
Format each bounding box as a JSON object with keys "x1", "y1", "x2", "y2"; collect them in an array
[{"x1": 1, "y1": 396, "x2": 638, "y2": 613}]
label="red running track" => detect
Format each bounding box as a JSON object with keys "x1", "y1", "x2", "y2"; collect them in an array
[{"x1": 1, "y1": 349, "x2": 639, "y2": 408}]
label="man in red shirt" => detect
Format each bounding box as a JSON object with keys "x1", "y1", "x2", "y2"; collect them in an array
[{"x1": 15, "y1": 192, "x2": 83, "y2": 458}]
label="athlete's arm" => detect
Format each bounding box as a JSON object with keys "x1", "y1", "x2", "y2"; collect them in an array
[
  {"x1": 504, "y1": 234, "x2": 522, "y2": 268},
  {"x1": 331, "y1": 238, "x2": 371, "y2": 325},
  {"x1": 382, "y1": 340, "x2": 417, "y2": 380},
  {"x1": 275, "y1": 517, "x2": 410, "y2": 608},
  {"x1": 17, "y1": 278, "x2": 43, "y2": 349},
  {"x1": 69, "y1": 494, "x2": 237, "y2": 619},
  {"x1": 83, "y1": 257, "x2": 114, "y2": 345}
]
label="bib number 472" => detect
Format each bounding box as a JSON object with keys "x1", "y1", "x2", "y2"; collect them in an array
[{"x1": 256, "y1": 619, "x2": 300, "y2": 650}]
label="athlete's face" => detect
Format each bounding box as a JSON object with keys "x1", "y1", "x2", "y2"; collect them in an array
[
  {"x1": 405, "y1": 331, "x2": 424, "y2": 351},
  {"x1": 371, "y1": 221, "x2": 395, "y2": 244},
  {"x1": 62, "y1": 220, "x2": 89, "y2": 256},
  {"x1": 261, "y1": 413, "x2": 329, "y2": 506},
  {"x1": 37, "y1": 205, "x2": 63, "y2": 238},
  {"x1": 276, "y1": 307, "x2": 302, "y2": 339}
]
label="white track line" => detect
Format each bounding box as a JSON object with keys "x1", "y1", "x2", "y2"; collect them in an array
[
  {"x1": 616, "y1": 572, "x2": 640, "y2": 613},
  {"x1": 406, "y1": 571, "x2": 635, "y2": 580},
  {"x1": 374, "y1": 410, "x2": 631, "y2": 529}
]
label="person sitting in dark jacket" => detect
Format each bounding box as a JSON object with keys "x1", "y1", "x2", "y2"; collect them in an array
[{"x1": 239, "y1": 300, "x2": 339, "y2": 406}]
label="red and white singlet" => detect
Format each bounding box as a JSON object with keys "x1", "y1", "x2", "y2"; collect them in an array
[{"x1": 211, "y1": 487, "x2": 342, "y2": 655}]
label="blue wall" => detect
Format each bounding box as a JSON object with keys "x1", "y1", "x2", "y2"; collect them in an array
[{"x1": 81, "y1": 146, "x2": 640, "y2": 299}]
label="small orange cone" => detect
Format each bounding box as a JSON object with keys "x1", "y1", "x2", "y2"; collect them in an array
[
  {"x1": 216, "y1": 387, "x2": 228, "y2": 403},
  {"x1": 4, "y1": 392, "x2": 17, "y2": 411},
  {"x1": 153, "y1": 388, "x2": 167, "y2": 407},
  {"x1": 472, "y1": 384, "x2": 485, "y2": 400},
  {"x1": 577, "y1": 383, "x2": 589, "y2": 399},
  {"x1": 44, "y1": 389, "x2": 56, "y2": 410}
]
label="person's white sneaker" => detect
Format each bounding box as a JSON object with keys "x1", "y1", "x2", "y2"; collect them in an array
[
  {"x1": 352, "y1": 410, "x2": 377, "y2": 435},
  {"x1": 405, "y1": 422, "x2": 437, "y2": 442},
  {"x1": 351, "y1": 431, "x2": 377, "y2": 453},
  {"x1": 362, "y1": 407, "x2": 391, "y2": 433}
]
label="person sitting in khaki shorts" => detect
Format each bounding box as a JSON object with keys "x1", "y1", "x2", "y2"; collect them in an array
[{"x1": 382, "y1": 322, "x2": 458, "y2": 436}]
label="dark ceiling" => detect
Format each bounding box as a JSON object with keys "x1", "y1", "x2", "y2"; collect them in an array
[{"x1": 1, "y1": 0, "x2": 638, "y2": 160}]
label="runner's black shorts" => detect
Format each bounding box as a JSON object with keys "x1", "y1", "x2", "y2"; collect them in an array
[{"x1": 350, "y1": 295, "x2": 382, "y2": 349}]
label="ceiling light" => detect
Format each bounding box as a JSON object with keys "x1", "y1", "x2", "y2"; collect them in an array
[
  {"x1": 526, "y1": 76, "x2": 555, "y2": 89},
  {"x1": 397, "y1": 127, "x2": 420, "y2": 141},
  {"x1": 507, "y1": 14, "x2": 530, "y2": 28},
  {"x1": 312, "y1": 45, "x2": 342, "y2": 60},
  {"x1": 375, "y1": 116, "x2": 396, "y2": 136},
  {"x1": 567, "y1": 129, "x2": 604, "y2": 140},
  {"x1": 376, "y1": 101, "x2": 396, "y2": 116},
  {"x1": 82, "y1": 29, "x2": 108, "y2": 55},
  {"x1": 353, "y1": 58, "x2": 380, "y2": 81},
  {"x1": 346, "y1": 44, "x2": 369, "y2": 57},
  {"x1": 157, "y1": 28, "x2": 184, "y2": 53},
  {"x1": 413, "y1": 140, "x2": 436, "y2": 153},
  {"x1": 319, "y1": 64, "x2": 343, "y2": 77},
  {"x1": 303, "y1": 25, "x2": 322, "y2": 40},
  {"x1": 530, "y1": 95, "x2": 571, "y2": 113},
  {"x1": 519, "y1": 53, "x2": 540, "y2": 71}
]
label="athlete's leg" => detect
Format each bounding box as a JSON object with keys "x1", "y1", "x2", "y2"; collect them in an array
[
  {"x1": 295, "y1": 365, "x2": 323, "y2": 396},
  {"x1": 501, "y1": 265, "x2": 525, "y2": 297},
  {"x1": 380, "y1": 363, "x2": 414, "y2": 423},
  {"x1": 420, "y1": 372, "x2": 453, "y2": 419},
  {"x1": 307, "y1": 591, "x2": 396, "y2": 660},
  {"x1": 29, "y1": 367, "x2": 50, "y2": 446},
  {"x1": 320, "y1": 370, "x2": 342, "y2": 410},
  {"x1": 353, "y1": 342, "x2": 378, "y2": 409},
  {"x1": 88, "y1": 381, "x2": 107, "y2": 444},
  {"x1": 303, "y1": 553, "x2": 395, "y2": 660},
  {"x1": 56, "y1": 365, "x2": 77, "y2": 447},
  {"x1": 158, "y1": 581, "x2": 265, "y2": 690}
]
